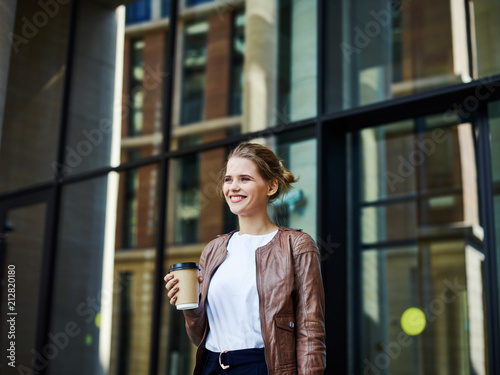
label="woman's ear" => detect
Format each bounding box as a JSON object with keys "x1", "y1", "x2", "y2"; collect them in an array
[{"x1": 267, "y1": 179, "x2": 279, "y2": 197}]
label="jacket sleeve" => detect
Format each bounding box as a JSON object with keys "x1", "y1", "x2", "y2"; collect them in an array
[
  {"x1": 183, "y1": 244, "x2": 209, "y2": 346},
  {"x1": 293, "y1": 232, "x2": 327, "y2": 374}
]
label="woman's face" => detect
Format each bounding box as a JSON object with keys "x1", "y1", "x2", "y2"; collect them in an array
[{"x1": 223, "y1": 157, "x2": 277, "y2": 217}]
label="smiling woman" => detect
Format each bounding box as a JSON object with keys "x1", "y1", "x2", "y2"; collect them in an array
[
  {"x1": 223, "y1": 157, "x2": 278, "y2": 231},
  {"x1": 164, "y1": 142, "x2": 326, "y2": 375}
]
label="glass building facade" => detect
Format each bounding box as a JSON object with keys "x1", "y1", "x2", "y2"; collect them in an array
[{"x1": 1, "y1": 0, "x2": 500, "y2": 374}]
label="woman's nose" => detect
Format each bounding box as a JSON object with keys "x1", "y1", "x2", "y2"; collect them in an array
[{"x1": 230, "y1": 181, "x2": 240, "y2": 190}]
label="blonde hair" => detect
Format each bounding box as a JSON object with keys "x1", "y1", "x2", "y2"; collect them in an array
[{"x1": 219, "y1": 143, "x2": 298, "y2": 202}]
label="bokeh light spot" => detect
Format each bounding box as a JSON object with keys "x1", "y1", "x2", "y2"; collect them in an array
[{"x1": 401, "y1": 307, "x2": 426, "y2": 336}]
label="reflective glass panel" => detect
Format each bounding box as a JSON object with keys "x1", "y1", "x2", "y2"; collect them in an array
[
  {"x1": 167, "y1": 146, "x2": 235, "y2": 246},
  {"x1": 44, "y1": 171, "x2": 156, "y2": 374},
  {"x1": 110, "y1": 165, "x2": 159, "y2": 374},
  {"x1": 0, "y1": 202, "x2": 46, "y2": 374},
  {"x1": 172, "y1": 5, "x2": 243, "y2": 149},
  {"x1": 274, "y1": 130, "x2": 317, "y2": 238},
  {"x1": 162, "y1": 0, "x2": 171, "y2": 18},
  {"x1": 61, "y1": 1, "x2": 121, "y2": 176},
  {"x1": 324, "y1": 1, "x2": 500, "y2": 114},
  {"x1": 352, "y1": 115, "x2": 487, "y2": 374},
  {"x1": 129, "y1": 38, "x2": 145, "y2": 136},
  {"x1": 361, "y1": 244, "x2": 484, "y2": 374},
  {"x1": 277, "y1": 0, "x2": 318, "y2": 122},
  {"x1": 0, "y1": 0, "x2": 69, "y2": 192},
  {"x1": 180, "y1": 19, "x2": 208, "y2": 125},
  {"x1": 126, "y1": 0, "x2": 151, "y2": 25},
  {"x1": 473, "y1": 0, "x2": 500, "y2": 77},
  {"x1": 230, "y1": 8, "x2": 245, "y2": 116},
  {"x1": 187, "y1": 0, "x2": 213, "y2": 7}
]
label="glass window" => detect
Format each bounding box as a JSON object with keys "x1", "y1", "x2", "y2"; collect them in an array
[
  {"x1": 0, "y1": 2, "x2": 69, "y2": 192},
  {"x1": 324, "y1": 1, "x2": 499, "y2": 114},
  {"x1": 171, "y1": 152, "x2": 200, "y2": 244},
  {"x1": 122, "y1": 151, "x2": 142, "y2": 249},
  {"x1": 350, "y1": 115, "x2": 487, "y2": 373},
  {"x1": 129, "y1": 39, "x2": 145, "y2": 136},
  {"x1": 158, "y1": 303, "x2": 193, "y2": 375},
  {"x1": 187, "y1": 0, "x2": 213, "y2": 7},
  {"x1": 48, "y1": 176, "x2": 120, "y2": 374},
  {"x1": 162, "y1": 0, "x2": 171, "y2": 18},
  {"x1": 111, "y1": 165, "x2": 159, "y2": 373},
  {"x1": 230, "y1": 9, "x2": 245, "y2": 116},
  {"x1": 278, "y1": 0, "x2": 318, "y2": 122},
  {"x1": 126, "y1": 0, "x2": 151, "y2": 25},
  {"x1": 0, "y1": 202, "x2": 47, "y2": 370},
  {"x1": 274, "y1": 129, "x2": 318, "y2": 238},
  {"x1": 114, "y1": 271, "x2": 133, "y2": 374},
  {"x1": 167, "y1": 145, "x2": 235, "y2": 245},
  {"x1": 472, "y1": 0, "x2": 500, "y2": 77},
  {"x1": 116, "y1": 164, "x2": 159, "y2": 251},
  {"x1": 180, "y1": 20, "x2": 208, "y2": 125}
]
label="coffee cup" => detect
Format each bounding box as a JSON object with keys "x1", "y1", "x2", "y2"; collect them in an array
[{"x1": 168, "y1": 262, "x2": 200, "y2": 310}]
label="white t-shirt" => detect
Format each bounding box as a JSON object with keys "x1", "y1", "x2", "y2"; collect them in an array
[{"x1": 205, "y1": 230, "x2": 278, "y2": 352}]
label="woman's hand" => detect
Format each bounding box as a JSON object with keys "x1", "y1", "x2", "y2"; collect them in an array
[{"x1": 164, "y1": 273, "x2": 203, "y2": 306}]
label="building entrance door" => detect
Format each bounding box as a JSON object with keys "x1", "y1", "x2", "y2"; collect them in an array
[{"x1": 0, "y1": 191, "x2": 51, "y2": 374}]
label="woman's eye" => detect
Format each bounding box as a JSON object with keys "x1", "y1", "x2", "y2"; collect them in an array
[{"x1": 224, "y1": 178, "x2": 232, "y2": 182}]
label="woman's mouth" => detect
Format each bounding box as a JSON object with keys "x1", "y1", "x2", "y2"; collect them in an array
[{"x1": 229, "y1": 195, "x2": 246, "y2": 203}]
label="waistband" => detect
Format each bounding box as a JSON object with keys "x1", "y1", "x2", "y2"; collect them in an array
[{"x1": 206, "y1": 348, "x2": 265, "y2": 369}]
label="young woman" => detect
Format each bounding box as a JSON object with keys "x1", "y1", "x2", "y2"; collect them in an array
[{"x1": 165, "y1": 143, "x2": 326, "y2": 375}]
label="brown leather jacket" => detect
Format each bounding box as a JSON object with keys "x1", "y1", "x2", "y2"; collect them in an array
[{"x1": 183, "y1": 227, "x2": 326, "y2": 375}]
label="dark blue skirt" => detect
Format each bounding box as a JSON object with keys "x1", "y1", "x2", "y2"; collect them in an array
[{"x1": 201, "y1": 348, "x2": 268, "y2": 375}]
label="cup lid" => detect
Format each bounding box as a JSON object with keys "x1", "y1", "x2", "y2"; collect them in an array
[{"x1": 168, "y1": 262, "x2": 199, "y2": 272}]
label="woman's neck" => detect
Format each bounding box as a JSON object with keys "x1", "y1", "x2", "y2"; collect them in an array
[{"x1": 237, "y1": 214, "x2": 278, "y2": 236}]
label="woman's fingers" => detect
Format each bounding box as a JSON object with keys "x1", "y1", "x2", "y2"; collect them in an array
[
  {"x1": 167, "y1": 284, "x2": 179, "y2": 298},
  {"x1": 164, "y1": 274, "x2": 179, "y2": 305},
  {"x1": 165, "y1": 273, "x2": 202, "y2": 305}
]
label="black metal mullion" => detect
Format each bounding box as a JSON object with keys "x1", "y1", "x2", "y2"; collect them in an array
[
  {"x1": 319, "y1": 74, "x2": 500, "y2": 132},
  {"x1": 0, "y1": 182, "x2": 54, "y2": 204},
  {"x1": 350, "y1": 130, "x2": 362, "y2": 375},
  {"x1": 318, "y1": 125, "x2": 348, "y2": 373},
  {"x1": 148, "y1": 0, "x2": 179, "y2": 373},
  {"x1": 476, "y1": 104, "x2": 500, "y2": 375},
  {"x1": 316, "y1": 0, "x2": 324, "y2": 118},
  {"x1": 36, "y1": 1, "x2": 79, "y2": 374}
]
